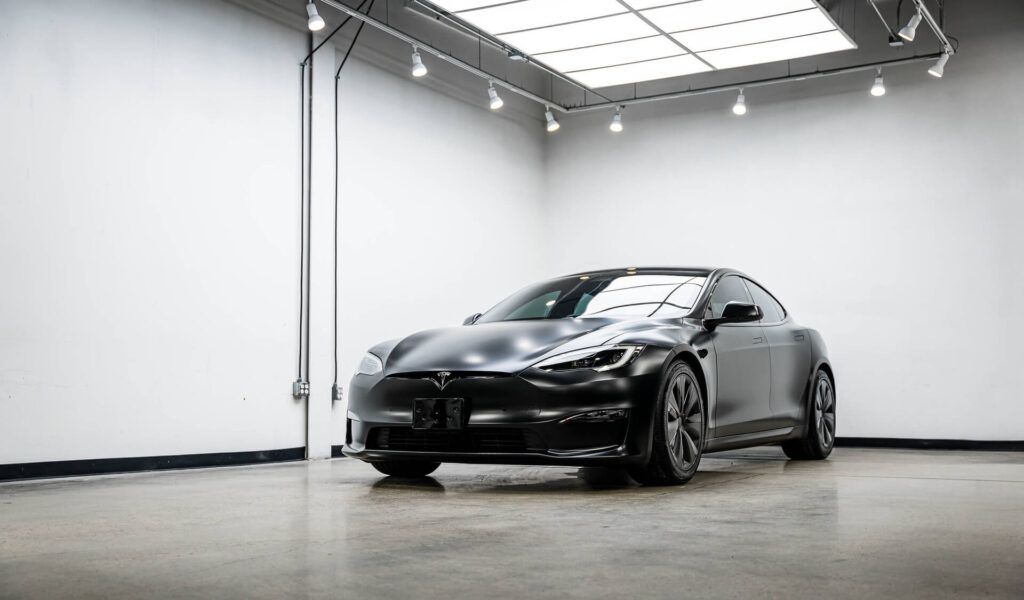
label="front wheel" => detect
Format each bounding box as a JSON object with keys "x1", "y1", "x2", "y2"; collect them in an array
[
  {"x1": 782, "y1": 369, "x2": 835, "y2": 460},
  {"x1": 629, "y1": 362, "x2": 705, "y2": 486},
  {"x1": 371, "y1": 460, "x2": 440, "y2": 477}
]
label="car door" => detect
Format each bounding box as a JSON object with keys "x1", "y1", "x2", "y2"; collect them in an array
[
  {"x1": 707, "y1": 275, "x2": 773, "y2": 437},
  {"x1": 743, "y1": 278, "x2": 812, "y2": 428}
]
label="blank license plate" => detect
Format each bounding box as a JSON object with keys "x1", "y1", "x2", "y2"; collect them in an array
[{"x1": 412, "y1": 398, "x2": 465, "y2": 430}]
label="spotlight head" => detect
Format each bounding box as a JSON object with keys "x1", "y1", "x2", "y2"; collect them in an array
[
  {"x1": 488, "y1": 83, "x2": 504, "y2": 110},
  {"x1": 870, "y1": 69, "x2": 886, "y2": 97},
  {"x1": 898, "y1": 11, "x2": 922, "y2": 42},
  {"x1": 609, "y1": 107, "x2": 623, "y2": 133},
  {"x1": 410, "y1": 48, "x2": 428, "y2": 78},
  {"x1": 306, "y1": 1, "x2": 325, "y2": 31},
  {"x1": 928, "y1": 52, "x2": 950, "y2": 78},
  {"x1": 544, "y1": 108, "x2": 560, "y2": 133},
  {"x1": 732, "y1": 90, "x2": 747, "y2": 116}
]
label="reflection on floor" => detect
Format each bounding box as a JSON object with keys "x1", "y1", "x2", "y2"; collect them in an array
[{"x1": 2, "y1": 447, "x2": 1023, "y2": 599}]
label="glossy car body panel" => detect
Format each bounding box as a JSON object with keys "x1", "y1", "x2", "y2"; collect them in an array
[{"x1": 343, "y1": 267, "x2": 831, "y2": 467}]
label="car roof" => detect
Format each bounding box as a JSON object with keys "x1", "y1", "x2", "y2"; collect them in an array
[{"x1": 563, "y1": 267, "x2": 718, "y2": 278}]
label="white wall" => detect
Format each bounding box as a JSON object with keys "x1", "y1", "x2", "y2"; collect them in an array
[
  {"x1": 0, "y1": 0, "x2": 308, "y2": 464},
  {"x1": 0, "y1": 0, "x2": 548, "y2": 464},
  {"x1": 544, "y1": 1, "x2": 1024, "y2": 440}
]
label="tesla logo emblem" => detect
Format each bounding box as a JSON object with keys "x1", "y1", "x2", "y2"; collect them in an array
[{"x1": 432, "y1": 371, "x2": 454, "y2": 390}]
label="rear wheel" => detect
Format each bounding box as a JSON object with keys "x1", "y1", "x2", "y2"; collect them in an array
[
  {"x1": 371, "y1": 460, "x2": 440, "y2": 478},
  {"x1": 629, "y1": 362, "x2": 705, "y2": 486},
  {"x1": 782, "y1": 369, "x2": 835, "y2": 460}
]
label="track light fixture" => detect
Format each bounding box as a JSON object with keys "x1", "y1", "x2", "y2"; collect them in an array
[
  {"x1": 928, "y1": 52, "x2": 950, "y2": 78},
  {"x1": 487, "y1": 82, "x2": 504, "y2": 110},
  {"x1": 410, "y1": 47, "x2": 428, "y2": 78},
  {"x1": 870, "y1": 68, "x2": 886, "y2": 96},
  {"x1": 305, "y1": 1, "x2": 325, "y2": 31},
  {"x1": 544, "y1": 107, "x2": 560, "y2": 133},
  {"x1": 609, "y1": 107, "x2": 624, "y2": 133},
  {"x1": 732, "y1": 89, "x2": 747, "y2": 116},
  {"x1": 898, "y1": 11, "x2": 923, "y2": 42}
]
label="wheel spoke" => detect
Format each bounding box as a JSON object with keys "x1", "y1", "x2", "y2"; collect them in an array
[
  {"x1": 681, "y1": 429, "x2": 698, "y2": 464},
  {"x1": 674, "y1": 378, "x2": 687, "y2": 410},
  {"x1": 682, "y1": 386, "x2": 696, "y2": 418},
  {"x1": 667, "y1": 388, "x2": 680, "y2": 421}
]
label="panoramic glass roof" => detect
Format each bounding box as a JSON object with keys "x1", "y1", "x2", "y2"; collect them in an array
[{"x1": 425, "y1": 0, "x2": 857, "y2": 89}]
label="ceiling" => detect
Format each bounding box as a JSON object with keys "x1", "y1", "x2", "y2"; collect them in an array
[{"x1": 423, "y1": 0, "x2": 857, "y2": 89}]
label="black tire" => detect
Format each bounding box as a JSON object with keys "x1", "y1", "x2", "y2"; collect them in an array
[
  {"x1": 371, "y1": 460, "x2": 441, "y2": 477},
  {"x1": 629, "y1": 362, "x2": 706, "y2": 486},
  {"x1": 782, "y1": 369, "x2": 835, "y2": 460}
]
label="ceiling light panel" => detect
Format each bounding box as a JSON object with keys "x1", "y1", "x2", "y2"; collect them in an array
[
  {"x1": 567, "y1": 54, "x2": 711, "y2": 89},
  {"x1": 453, "y1": 0, "x2": 626, "y2": 35},
  {"x1": 639, "y1": 0, "x2": 820, "y2": 31},
  {"x1": 425, "y1": 0, "x2": 856, "y2": 88},
  {"x1": 700, "y1": 30, "x2": 853, "y2": 70},
  {"x1": 673, "y1": 9, "x2": 837, "y2": 52},
  {"x1": 534, "y1": 36, "x2": 680, "y2": 73},
  {"x1": 429, "y1": 0, "x2": 504, "y2": 11},
  {"x1": 498, "y1": 13, "x2": 659, "y2": 55}
]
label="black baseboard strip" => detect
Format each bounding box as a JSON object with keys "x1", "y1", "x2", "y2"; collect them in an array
[
  {"x1": 0, "y1": 447, "x2": 306, "y2": 482},
  {"x1": 836, "y1": 437, "x2": 1024, "y2": 451}
]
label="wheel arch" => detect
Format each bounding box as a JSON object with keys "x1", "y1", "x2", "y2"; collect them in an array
[
  {"x1": 798, "y1": 358, "x2": 835, "y2": 436},
  {"x1": 664, "y1": 346, "x2": 713, "y2": 443},
  {"x1": 669, "y1": 349, "x2": 709, "y2": 412}
]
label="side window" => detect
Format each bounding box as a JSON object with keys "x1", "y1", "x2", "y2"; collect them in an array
[
  {"x1": 743, "y1": 279, "x2": 786, "y2": 323},
  {"x1": 708, "y1": 276, "x2": 752, "y2": 318}
]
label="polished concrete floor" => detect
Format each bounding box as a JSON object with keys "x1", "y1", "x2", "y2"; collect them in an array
[{"x1": 2, "y1": 447, "x2": 1022, "y2": 599}]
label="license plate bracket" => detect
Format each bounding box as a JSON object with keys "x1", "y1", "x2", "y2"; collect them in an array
[{"x1": 412, "y1": 398, "x2": 465, "y2": 430}]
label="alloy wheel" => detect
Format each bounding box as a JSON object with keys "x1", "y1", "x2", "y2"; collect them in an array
[
  {"x1": 665, "y1": 372, "x2": 703, "y2": 471},
  {"x1": 814, "y1": 375, "x2": 836, "y2": 450}
]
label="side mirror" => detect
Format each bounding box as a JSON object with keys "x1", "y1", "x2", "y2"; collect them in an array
[
  {"x1": 463, "y1": 313, "x2": 482, "y2": 326},
  {"x1": 705, "y1": 302, "x2": 762, "y2": 331}
]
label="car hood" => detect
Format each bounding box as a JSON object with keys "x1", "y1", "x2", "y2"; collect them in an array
[{"x1": 384, "y1": 317, "x2": 654, "y2": 375}]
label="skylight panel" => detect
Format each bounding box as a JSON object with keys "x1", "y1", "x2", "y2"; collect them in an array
[
  {"x1": 534, "y1": 36, "x2": 680, "y2": 73},
  {"x1": 426, "y1": 0, "x2": 856, "y2": 88},
  {"x1": 427, "y1": 0, "x2": 502, "y2": 12},
  {"x1": 568, "y1": 54, "x2": 711, "y2": 88},
  {"x1": 454, "y1": 0, "x2": 626, "y2": 35},
  {"x1": 499, "y1": 13, "x2": 659, "y2": 55},
  {"x1": 640, "y1": 0, "x2": 818, "y2": 33},
  {"x1": 699, "y1": 30, "x2": 853, "y2": 70},
  {"x1": 672, "y1": 9, "x2": 837, "y2": 53}
]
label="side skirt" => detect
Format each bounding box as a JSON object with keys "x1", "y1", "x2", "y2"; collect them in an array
[{"x1": 704, "y1": 427, "x2": 796, "y2": 453}]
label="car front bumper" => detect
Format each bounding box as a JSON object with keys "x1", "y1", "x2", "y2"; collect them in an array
[{"x1": 342, "y1": 355, "x2": 664, "y2": 467}]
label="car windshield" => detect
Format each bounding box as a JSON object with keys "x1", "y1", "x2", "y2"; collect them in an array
[{"x1": 477, "y1": 274, "x2": 708, "y2": 323}]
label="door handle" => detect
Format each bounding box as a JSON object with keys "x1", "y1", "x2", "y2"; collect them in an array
[
  {"x1": 793, "y1": 333, "x2": 805, "y2": 341},
  {"x1": 752, "y1": 336, "x2": 765, "y2": 344}
]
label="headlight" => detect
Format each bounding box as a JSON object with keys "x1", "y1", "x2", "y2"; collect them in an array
[
  {"x1": 356, "y1": 352, "x2": 383, "y2": 376},
  {"x1": 534, "y1": 345, "x2": 642, "y2": 372}
]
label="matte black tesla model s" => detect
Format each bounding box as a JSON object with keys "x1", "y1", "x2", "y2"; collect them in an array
[{"x1": 343, "y1": 267, "x2": 835, "y2": 485}]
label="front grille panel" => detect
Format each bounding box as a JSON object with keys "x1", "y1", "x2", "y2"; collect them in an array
[{"x1": 368, "y1": 427, "x2": 545, "y2": 453}]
